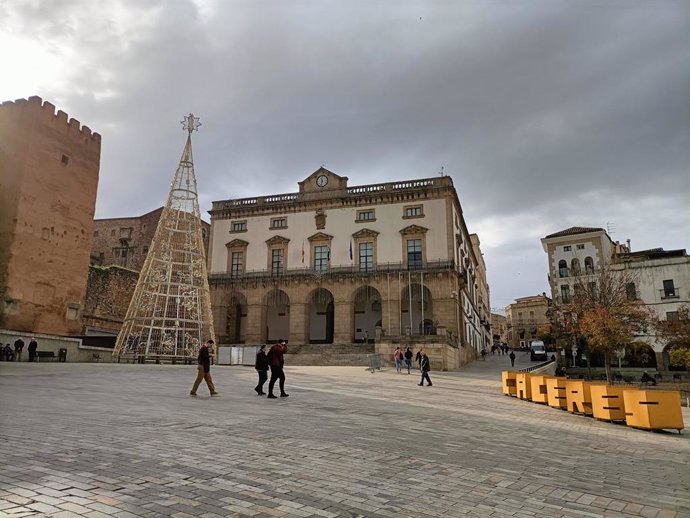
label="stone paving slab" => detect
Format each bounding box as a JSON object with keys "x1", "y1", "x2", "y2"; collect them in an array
[{"x1": 0, "y1": 356, "x2": 688, "y2": 518}]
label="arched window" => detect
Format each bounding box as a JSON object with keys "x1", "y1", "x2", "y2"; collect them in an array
[
  {"x1": 558, "y1": 260, "x2": 568, "y2": 278},
  {"x1": 584, "y1": 257, "x2": 594, "y2": 274},
  {"x1": 571, "y1": 258, "x2": 581, "y2": 276}
]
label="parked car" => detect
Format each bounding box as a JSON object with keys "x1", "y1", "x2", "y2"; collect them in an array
[{"x1": 530, "y1": 341, "x2": 548, "y2": 361}]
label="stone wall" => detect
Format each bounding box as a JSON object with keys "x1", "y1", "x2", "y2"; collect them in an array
[
  {"x1": 0, "y1": 96, "x2": 101, "y2": 335},
  {"x1": 376, "y1": 336, "x2": 476, "y2": 371},
  {"x1": 0, "y1": 329, "x2": 116, "y2": 363},
  {"x1": 82, "y1": 265, "x2": 139, "y2": 334}
]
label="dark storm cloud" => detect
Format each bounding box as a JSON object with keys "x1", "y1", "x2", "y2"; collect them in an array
[{"x1": 2, "y1": 0, "x2": 688, "y2": 309}]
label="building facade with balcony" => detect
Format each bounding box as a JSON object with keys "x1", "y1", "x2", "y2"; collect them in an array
[
  {"x1": 207, "y1": 168, "x2": 487, "y2": 360},
  {"x1": 541, "y1": 227, "x2": 690, "y2": 368},
  {"x1": 505, "y1": 294, "x2": 552, "y2": 350}
]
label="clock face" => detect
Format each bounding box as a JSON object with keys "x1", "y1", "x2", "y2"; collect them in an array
[{"x1": 316, "y1": 174, "x2": 328, "y2": 187}]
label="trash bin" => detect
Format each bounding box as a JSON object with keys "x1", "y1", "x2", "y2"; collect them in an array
[{"x1": 58, "y1": 348, "x2": 67, "y2": 362}]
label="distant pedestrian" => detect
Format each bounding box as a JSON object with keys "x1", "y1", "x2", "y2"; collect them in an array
[
  {"x1": 27, "y1": 338, "x2": 38, "y2": 362},
  {"x1": 418, "y1": 351, "x2": 432, "y2": 386},
  {"x1": 509, "y1": 351, "x2": 516, "y2": 367},
  {"x1": 393, "y1": 346, "x2": 403, "y2": 373},
  {"x1": 415, "y1": 349, "x2": 423, "y2": 368},
  {"x1": 3, "y1": 344, "x2": 14, "y2": 361},
  {"x1": 190, "y1": 339, "x2": 218, "y2": 397},
  {"x1": 481, "y1": 348, "x2": 487, "y2": 361},
  {"x1": 254, "y1": 344, "x2": 269, "y2": 396},
  {"x1": 267, "y1": 340, "x2": 289, "y2": 399},
  {"x1": 404, "y1": 346, "x2": 413, "y2": 374},
  {"x1": 14, "y1": 337, "x2": 24, "y2": 361}
]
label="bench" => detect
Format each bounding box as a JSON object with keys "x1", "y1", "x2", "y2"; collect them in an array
[{"x1": 36, "y1": 351, "x2": 56, "y2": 362}]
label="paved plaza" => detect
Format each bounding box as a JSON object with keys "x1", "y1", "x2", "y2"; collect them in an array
[{"x1": 1, "y1": 354, "x2": 689, "y2": 518}]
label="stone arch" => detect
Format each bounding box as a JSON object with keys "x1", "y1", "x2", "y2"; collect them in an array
[
  {"x1": 584, "y1": 256, "x2": 594, "y2": 274},
  {"x1": 263, "y1": 289, "x2": 290, "y2": 343},
  {"x1": 352, "y1": 286, "x2": 382, "y2": 343},
  {"x1": 308, "y1": 288, "x2": 334, "y2": 344},
  {"x1": 662, "y1": 342, "x2": 685, "y2": 371},
  {"x1": 226, "y1": 292, "x2": 247, "y2": 344},
  {"x1": 558, "y1": 259, "x2": 568, "y2": 278},
  {"x1": 401, "y1": 283, "x2": 433, "y2": 335}
]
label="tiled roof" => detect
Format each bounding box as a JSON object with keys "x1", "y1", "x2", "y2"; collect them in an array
[
  {"x1": 545, "y1": 226, "x2": 605, "y2": 239},
  {"x1": 618, "y1": 248, "x2": 687, "y2": 260}
]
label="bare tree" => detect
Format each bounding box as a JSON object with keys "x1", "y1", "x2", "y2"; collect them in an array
[{"x1": 553, "y1": 265, "x2": 653, "y2": 384}]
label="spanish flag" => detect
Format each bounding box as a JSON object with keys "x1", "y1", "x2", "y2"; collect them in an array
[{"x1": 301, "y1": 240, "x2": 305, "y2": 264}]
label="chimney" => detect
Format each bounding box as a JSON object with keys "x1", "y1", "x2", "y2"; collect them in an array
[{"x1": 626, "y1": 239, "x2": 631, "y2": 252}]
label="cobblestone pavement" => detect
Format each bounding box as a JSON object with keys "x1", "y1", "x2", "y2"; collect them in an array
[{"x1": 1, "y1": 355, "x2": 689, "y2": 518}]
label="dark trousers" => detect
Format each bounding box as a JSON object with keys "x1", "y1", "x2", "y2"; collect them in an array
[
  {"x1": 255, "y1": 369, "x2": 268, "y2": 393},
  {"x1": 268, "y1": 366, "x2": 286, "y2": 395},
  {"x1": 510, "y1": 358, "x2": 515, "y2": 366},
  {"x1": 420, "y1": 371, "x2": 432, "y2": 385},
  {"x1": 28, "y1": 351, "x2": 36, "y2": 362}
]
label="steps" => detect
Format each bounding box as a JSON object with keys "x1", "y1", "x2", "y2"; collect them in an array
[{"x1": 284, "y1": 343, "x2": 375, "y2": 366}]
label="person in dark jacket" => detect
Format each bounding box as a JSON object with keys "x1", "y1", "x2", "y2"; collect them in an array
[
  {"x1": 190, "y1": 339, "x2": 218, "y2": 396},
  {"x1": 418, "y1": 351, "x2": 432, "y2": 386},
  {"x1": 254, "y1": 344, "x2": 269, "y2": 395},
  {"x1": 415, "y1": 349, "x2": 423, "y2": 367},
  {"x1": 267, "y1": 340, "x2": 289, "y2": 399},
  {"x1": 509, "y1": 351, "x2": 516, "y2": 367},
  {"x1": 14, "y1": 338, "x2": 24, "y2": 361},
  {"x1": 27, "y1": 338, "x2": 38, "y2": 362},
  {"x1": 404, "y1": 347, "x2": 413, "y2": 374}
]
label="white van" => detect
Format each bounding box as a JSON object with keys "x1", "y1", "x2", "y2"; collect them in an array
[{"x1": 530, "y1": 341, "x2": 547, "y2": 361}]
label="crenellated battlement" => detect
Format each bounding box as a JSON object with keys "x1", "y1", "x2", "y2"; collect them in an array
[{"x1": 0, "y1": 95, "x2": 101, "y2": 143}]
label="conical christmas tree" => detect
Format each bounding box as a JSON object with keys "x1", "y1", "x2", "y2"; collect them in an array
[{"x1": 113, "y1": 114, "x2": 214, "y2": 361}]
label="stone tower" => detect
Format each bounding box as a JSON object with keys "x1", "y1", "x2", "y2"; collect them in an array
[
  {"x1": 113, "y1": 115, "x2": 214, "y2": 361},
  {"x1": 0, "y1": 96, "x2": 101, "y2": 334}
]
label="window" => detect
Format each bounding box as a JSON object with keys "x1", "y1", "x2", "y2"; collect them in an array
[
  {"x1": 271, "y1": 249, "x2": 284, "y2": 275},
  {"x1": 560, "y1": 285, "x2": 571, "y2": 303},
  {"x1": 143, "y1": 245, "x2": 149, "y2": 254},
  {"x1": 576, "y1": 244, "x2": 585, "y2": 250},
  {"x1": 231, "y1": 251, "x2": 244, "y2": 276},
  {"x1": 563, "y1": 246, "x2": 572, "y2": 252},
  {"x1": 93, "y1": 230, "x2": 99, "y2": 237},
  {"x1": 584, "y1": 257, "x2": 594, "y2": 274},
  {"x1": 404, "y1": 205, "x2": 424, "y2": 218},
  {"x1": 231, "y1": 221, "x2": 247, "y2": 232},
  {"x1": 517, "y1": 312, "x2": 523, "y2": 323},
  {"x1": 407, "y1": 239, "x2": 422, "y2": 269},
  {"x1": 666, "y1": 311, "x2": 678, "y2": 321},
  {"x1": 61, "y1": 154, "x2": 70, "y2": 165},
  {"x1": 356, "y1": 210, "x2": 375, "y2": 222},
  {"x1": 558, "y1": 260, "x2": 568, "y2": 278},
  {"x1": 359, "y1": 242, "x2": 373, "y2": 272},
  {"x1": 662, "y1": 279, "x2": 676, "y2": 298},
  {"x1": 626, "y1": 282, "x2": 637, "y2": 301},
  {"x1": 270, "y1": 217, "x2": 287, "y2": 229},
  {"x1": 111, "y1": 229, "x2": 116, "y2": 236},
  {"x1": 314, "y1": 245, "x2": 330, "y2": 272}
]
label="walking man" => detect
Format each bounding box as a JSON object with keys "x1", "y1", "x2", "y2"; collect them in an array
[
  {"x1": 404, "y1": 346, "x2": 413, "y2": 374},
  {"x1": 418, "y1": 351, "x2": 432, "y2": 386},
  {"x1": 267, "y1": 340, "x2": 289, "y2": 399},
  {"x1": 393, "y1": 346, "x2": 403, "y2": 373},
  {"x1": 509, "y1": 350, "x2": 516, "y2": 367},
  {"x1": 14, "y1": 337, "x2": 24, "y2": 362},
  {"x1": 27, "y1": 337, "x2": 38, "y2": 362},
  {"x1": 190, "y1": 339, "x2": 218, "y2": 397},
  {"x1": 254, "y1": 344, "x2": 269, "y2": 395}
]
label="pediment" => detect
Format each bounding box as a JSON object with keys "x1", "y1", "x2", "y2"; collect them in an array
[
  {"x1": 298, "y1": 167, "x2": 349, "y2": 194},
  {"x1": 266, "y1": 235, "x2": 290, "y2": 245},
  {"x1": 308, "y1": 232, "x2": 333, "y2": 242},
  {"x1": 400, "y1": 224, "x2": 428, "y2": 235},
  {"x1": 352, "y1": 228, "x2": 380, "y2": 239},
  {"x1": 225, "y1": 239, "x2": 249, "y2": 248}
]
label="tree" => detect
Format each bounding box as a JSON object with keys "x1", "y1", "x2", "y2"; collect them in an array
[
  {"x1": 654, "y1": 305, "x2": 690, "y2": 370},
  {"x1": 554, "y1": 266, "x2": 653, "y2": 384}
]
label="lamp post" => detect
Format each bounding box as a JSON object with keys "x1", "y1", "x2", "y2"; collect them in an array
[
  {"x1": 571, "y1": 343, "x2": 578, "y2": 368},
  {"x1": 615, "y1": 347, "x2": 626, "y2": 370}
]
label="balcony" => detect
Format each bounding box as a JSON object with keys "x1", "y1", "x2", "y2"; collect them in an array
[
  {"x1": 209, "y1": 259, "x2": 458, "y2": 284},
  {"x1": 660, "y1": 288, "x2": 680, "y2": 300}
]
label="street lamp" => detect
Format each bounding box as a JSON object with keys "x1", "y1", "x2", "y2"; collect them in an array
[{"x1": 615, "y1": 347, "x2": 626, "y2": 370}]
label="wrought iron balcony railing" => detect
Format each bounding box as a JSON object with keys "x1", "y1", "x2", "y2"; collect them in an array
[{"x1": 660, "y1": 288, "x2": 680, "y2": 299}]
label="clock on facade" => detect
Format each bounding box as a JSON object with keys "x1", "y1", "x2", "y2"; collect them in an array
[{"x1": 316, "y1": 174, "x2": 328, "y2": 187}]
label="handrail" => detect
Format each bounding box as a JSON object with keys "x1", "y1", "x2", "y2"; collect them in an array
[{"x1": 518, "y1": 359, "x2": 555, "y2": 373}]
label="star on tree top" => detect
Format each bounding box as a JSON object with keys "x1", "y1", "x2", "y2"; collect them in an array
[{"x1": 181, "y1": 113, "x2": 201, "y2": 134}]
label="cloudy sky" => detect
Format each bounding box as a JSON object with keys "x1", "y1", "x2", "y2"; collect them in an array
[{"x1": 2, "y1": 0, "x2": 688, "y2": 311}]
